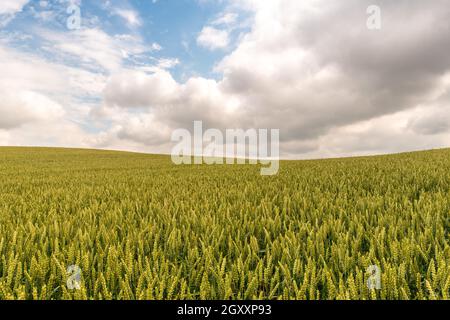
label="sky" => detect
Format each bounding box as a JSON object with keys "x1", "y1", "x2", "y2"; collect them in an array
[{"x1": 0, "y1": 0, "x2": 449, "y2": 159}]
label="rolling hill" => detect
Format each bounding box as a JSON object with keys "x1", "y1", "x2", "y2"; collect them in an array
[{"x1": 0, "y1": 147, "x2": 449, "y2": 300}]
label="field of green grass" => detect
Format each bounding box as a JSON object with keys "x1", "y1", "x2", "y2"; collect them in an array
[{"x1": 0, "y1": 147, "x2": 449, "y2": 300}]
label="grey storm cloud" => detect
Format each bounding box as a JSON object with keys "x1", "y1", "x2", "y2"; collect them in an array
[{"x1": 101, "y1": 0, "x2": 450, "y2": 156}]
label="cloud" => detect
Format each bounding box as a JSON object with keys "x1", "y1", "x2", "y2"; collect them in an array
[
  {"x1": 219, "y1": 0, "x2": 450, "y2": 147},
  {"x1": 197, "y1": 26, "x2": 230, "y2": 50},
  {"x1": 408, "y1": 109, "x2": 450, "y2": 136},
  {"x1": 104, "y1": 70, "x2": 179, "y2": 108},
  {"x1": 0, "y1": 0, "x2": 29, "y2": 25},
  {"x1": 101, "y1": 0, "x2": 450, "y2": 157},
  {"x1": 0, "y1": 90, "x2": 63, "y2": 129},
  {"x1": 112, "y1": 8, "x2": 142, "y2": 28},
  {"x1": 0, "y1": 0, "x2": 28, "y2": 15},
  {"x1": 0, "y1": 42, "x2": 100, "y2": 147},
  {"x1": 212, "y1": 13, "x2": 238, "y2": 26},
  {"x1": 38, "y1": 28, "x2": 148, "y2": 72}
]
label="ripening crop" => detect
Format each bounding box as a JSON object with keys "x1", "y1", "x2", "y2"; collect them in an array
[{"x1": 0, "y1": 147, "x2": 449, "y2": 300}]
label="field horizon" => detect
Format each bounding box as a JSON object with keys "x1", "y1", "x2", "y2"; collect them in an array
[{"x1": 1, "y1": 145, "x2": 449, "y2": 162}]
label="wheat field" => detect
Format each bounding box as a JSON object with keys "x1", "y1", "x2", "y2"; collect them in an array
[{"x1": 0, "y1": 147, "x2": 449, "y2": 300}]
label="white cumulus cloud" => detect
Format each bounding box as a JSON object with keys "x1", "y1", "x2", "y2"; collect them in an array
[
  {"x1": 101, "y1": 0, "x2": 450, "y2": 158},
  {"x1": 112, "y1": 8, "x2": 142, "y2": 28},
  {"x1": 197, "y1": 26, "x2": 230, "y2": 50},
  {"x1": 0, "y1": 0, "x2": 29, "y2": 15}
]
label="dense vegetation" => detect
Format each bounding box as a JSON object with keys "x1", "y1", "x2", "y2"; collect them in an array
[{"x1": 0, "y1": 147, "x2": 449, "y2": 300}]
